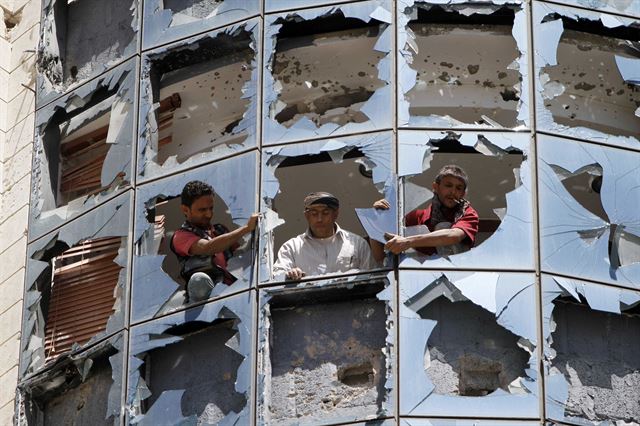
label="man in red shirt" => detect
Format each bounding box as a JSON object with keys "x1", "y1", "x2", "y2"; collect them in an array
[
  {"x1": 170, "y1": 181, "x2": 259, "y2": 303},
  {"x1": 371, "y1": 165, "x2": 478, "y2": 260}
]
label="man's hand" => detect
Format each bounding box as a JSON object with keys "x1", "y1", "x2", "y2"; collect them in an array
[
  {"x1": 373, "y1": 198, "x2": 390, "y2": 210},
  {"x1": 384, "y1": 232, "x2": 411, "y2": 254},
  {"x1": 286, "y1": 268, "x2": 306, "y2": 280},
  {"x1": 246, "y1": 213, "x2": 259, "y2": 232}
]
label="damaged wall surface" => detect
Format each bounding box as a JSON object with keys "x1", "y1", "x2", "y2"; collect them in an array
[{"x1": 8, "y1": 0, "x2": 640, "y2": 425}]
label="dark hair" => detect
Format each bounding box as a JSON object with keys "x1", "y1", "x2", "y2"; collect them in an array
[
  {"x1": 181, "y1": 180, "x2": 214, "y2": 207},
  {"x1": 434, "y1": 165, "x2": 469, "y2": 190}
]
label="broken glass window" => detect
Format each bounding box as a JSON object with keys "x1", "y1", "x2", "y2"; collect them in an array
[
  {"x1": 262, "y1": 0, "x2": 393, "y2": 145},
  {"x1": 398, "y1": 0, "x2": 529, "y2": 129},
  {"x1": 542, "y1": 275, "x2": 640, "y2": 424},
  {"x1": 21, "y1": 192, "x2": 131, "y2": 378},
  {"x1": 30, "y1": 58, "x2": 136, "y2": 241},
  {"x1": 258, "y1": 276, "x2": 393, "y2": 424},
  {"x1": 397, "y1": 130, "x2": 533, "y2": 270},
  {"x1": 132, "y1": 152, "x2": 257, "y2": 323},
  {"x1": 142, "y1": 0, "x2": 259, "y2": 49},
  {"x1": 399, "y1": 270, "x2": 539, "y2": 417},
  {"x1": 534, "y1": 2, "x2": 640, "y2": 149},
  {"x1": 137, "y1": 20, "x2": 260, "y2": 181},
  {"x1": 548, "y1": 0, "x2": 639, "y2": 20},
  {"x1": 37, "y1": 0, "x2": 138, "y2": 106},
  {"x1": 538, "y1": 134, "x2": 640, "y2": 289},
  {"x1": 259, "y1": 132, "x2": 396, "y2": 282},
  {"x1": 127, "y1": 292, "x2": 253, "y2": 425},
  {"x1": 19, "y1": 332, "x2": 124, "y2": 426}
]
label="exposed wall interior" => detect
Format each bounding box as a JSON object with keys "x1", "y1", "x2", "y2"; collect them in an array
[
  {"x1": 19, "y1": 334, "x2": 123, "y2": 426},
  {"x1": 261, "y1": 280, "x2": 391, "y2": 424},
  {"x1": 550, "y1": 298, "x2": 640, "y2": 422},
  {"x1": 419, "y1": 297, "x2": 530, "y2": 396}
]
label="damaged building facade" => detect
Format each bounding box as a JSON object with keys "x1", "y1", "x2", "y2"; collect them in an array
[{"x1": 0, "y1": 0, "x2": 638, "y2": 425}]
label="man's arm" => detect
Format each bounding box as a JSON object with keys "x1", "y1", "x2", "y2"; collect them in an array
[
  {"x1": 273, "y1": 240, "x2": 305, "y2": 280},
  {"x1": 384, "y1": 228, "x2": 465, "y2": 254},
  {"x1": 189, "y1": 214, "x2": 259, "y2": 256}
]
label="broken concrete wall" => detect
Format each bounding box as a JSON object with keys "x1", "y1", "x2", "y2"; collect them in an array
[
  {"x1": 538, "y1": 134, "x2": 640, "y2": 289},
  {"x1": 30, "y1": 58, "x2": 137, "y2": 241},
  {"x1": 258, "y1": 276, "x2": 393, "y2": 425},
  {"x1": 19, "y1": 332, "x2": 125, "y2": 426},
  {"x1": 259, "y1": 132, "x2": 396, "y2": 282},
  {"x1": 137, "y1": 19, "x2": 260, "y2": 181},
  {"x1": 542, "y1": 275, "x2": 640, "y2": 424},
  {"x1": 36, "y1": 0, "x2": 139, "y2": 106},
  {"x1": 142, "y1": 0, "x2": 259, "y2": 49},
  {"x1": 262, "y1": 0, "x2": 393, "y2": 144},
  {"x1": 399, "y1": 270, "x2": 538, "y2": 417},
  {"x1": 127, "y1": 292, "x2": 253, "y2": 425},
  {"x1": 21, "y1": 191, "x2": 131, "y2": 378},
  {"x1": 132, "y1": 151, "x2": 257, "y2": 323},
  {"x1": 398, "y1": 0, "x2": 530, "y2": 129},
  {"x1": 397, "y1": 130, "x2": 533, "y2": 270},
  {"x1": 533, "y1": 2, "x2": 640, "y2": 149}
]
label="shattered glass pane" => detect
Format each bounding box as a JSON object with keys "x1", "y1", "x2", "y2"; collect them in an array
[
  {"x1": 538, "y1": 134, "x2": 640, "y2": 288},
  {"x1": 142, "y1": 0, "x2": 259, "y2": 49},
  {"x1": 263, "y1": 1, "x2": 393, "y2": 144},
  {"x1": 399, "y1": 2, "x2": 526, "y2": 129},
  {"x1": 259, "y1": 133, "x2": 395, "y2": 282},
  {"x1": 19, "y1": 332, "x2": 124, "y2": 426},
  {"x1": 550, "y1": 0, "x2": 640, "y2": 18},
  {"x1": 542, "y1": 275, "x2": 640, "y2": 424},
  {"x1": 398, "y1": 130, "x2": 533, "y2": 270},
  {"x1": 132, "y1": 152, "x2": 257, "y2": 323},
  {"x1": 399, "y1": 270, "x2": 539, "y2": 417},
  {"x1": 22, "y1": 192, "x2": 131, "y2": 377},
  {"x1": 37, "y1": 0, "x2": 139, "y2": 105},
  {"x1": 534, "y1": 3, "x2": 640, "y2": 148},
  {"x1": 127, "y1": 293, "x2": 253, "y2": 425},
  {"x1": 138, "y1": 21, "x2": 260, "y2": 180},
  {"x1": 30, "y1": 59, "x2": 136, "y2": 241},
  {"x1": 258, "y1": 278, "x2": 393, "y2": 424}
]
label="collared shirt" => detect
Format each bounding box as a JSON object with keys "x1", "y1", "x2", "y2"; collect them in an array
[{"x1": 273, "y1": 224, "x2": 377, "y2": 277}]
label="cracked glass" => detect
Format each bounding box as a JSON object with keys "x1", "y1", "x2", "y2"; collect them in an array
[
  {"x1": 538, "y1": 135, "x2": 640, "y2": 289},
  {"x1": 30, "y1": 59, "x2": 136, "y2": 241},
  {"x1": 137, "y1": 20, "x2": 260, "y2": 181},
  {"x1": 259, "y1": 132, "x2": 396, "y2": 282},
  {"x1": 398, "y1": 0, "x2": 530, "y2": 129},
  {"x1": 399, "y1": 270, "x2": 539, "y2": 417},
  {"x1": 397, "y1": 130, "x2": 533, "y2": 270},
  {"x1": 262, "y1": 0, "x2": 393, "y2": 145},
  {"x1": 132, "y1": 152, "x2": 257, "y2": 323}
]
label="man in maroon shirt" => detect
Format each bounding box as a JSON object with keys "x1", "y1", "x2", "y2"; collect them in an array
[
  {"x1": 371, "y1": 165, "x2": 478, "y2": 260},
  {"x1": 170, "y1": 181, "x2": 259, "y2": 303}
]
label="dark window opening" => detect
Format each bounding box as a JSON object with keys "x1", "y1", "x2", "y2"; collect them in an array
[
  {"x1": 148, "y1": 28, "x2": 254, "y2": 166},
  {"x1": 405, "y1": 5, "x2": 521, "y2": 127},
  {"x1": 271, "y1": 11, "x2": 387, "y2": 128},
  {"x1": 418, "y1": 296, "x2": 529, "y2": 396}
]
